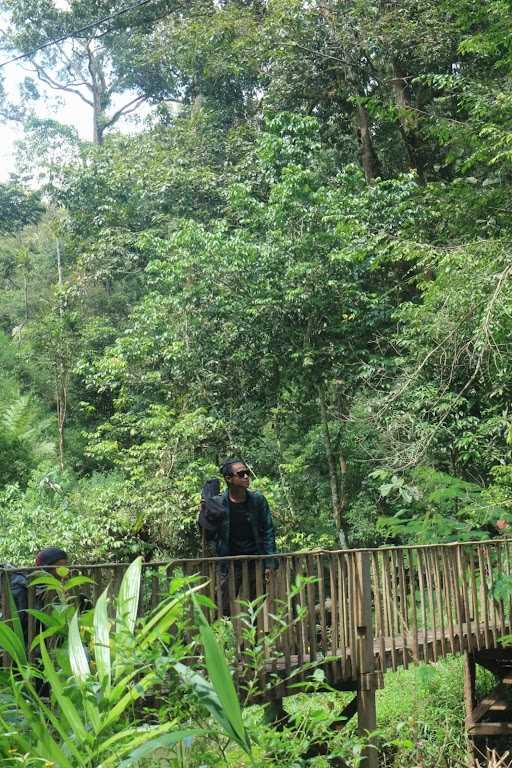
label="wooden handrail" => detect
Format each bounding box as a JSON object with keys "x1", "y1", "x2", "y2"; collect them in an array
[{"x1": 2, "y1": 539, "x2": 512, "y2": 696}]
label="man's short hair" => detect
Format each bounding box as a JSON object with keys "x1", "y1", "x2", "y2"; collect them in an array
[{"x1": 220, "y1": 458, "x2": 246, "y2": 478}]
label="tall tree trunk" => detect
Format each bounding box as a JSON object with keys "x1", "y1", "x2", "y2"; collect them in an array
[
  {"x1": 354, "y1": 103, "x2": 380, "y2": 184},
  {"x1": 390, "y1": 61, "x2": 425, "y2": 182},
  {"x1": 87, "y1": 46, "x2": 107, "y2": 145},
  {"x1": 56, "y1": 238, "x2": 66, "y2": 471},
  {"x1": 319, "y1": 386, "x2": 348, "y2": 547}
]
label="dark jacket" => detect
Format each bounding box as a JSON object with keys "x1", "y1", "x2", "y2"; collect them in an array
[{"x1": 208, "y1": 489, "x2": 277, "y2": 568}]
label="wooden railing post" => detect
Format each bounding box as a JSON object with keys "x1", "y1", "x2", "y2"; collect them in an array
[{"x1": 356, "y1": 551, "x2": 379, "y2": 768}]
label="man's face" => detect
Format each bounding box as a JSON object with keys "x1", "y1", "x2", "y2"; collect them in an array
[{"x1": 227, "y1": 462, "x2": 251, "y2": 490}]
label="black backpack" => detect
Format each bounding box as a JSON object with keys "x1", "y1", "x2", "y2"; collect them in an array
[
  {"x1": 0, "y1": 565, "x2": 28, "y2": 639},
  {"x1": 198, "y1": 478, "x2": 223, "y2": 554}
]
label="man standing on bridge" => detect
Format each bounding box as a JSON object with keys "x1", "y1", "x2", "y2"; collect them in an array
[{"x1": 200, "y1": 458, "x2": 277, "y2": 609}]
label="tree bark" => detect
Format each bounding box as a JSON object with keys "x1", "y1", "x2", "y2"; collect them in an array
[
  {"x1": 390, "y1": 61, "x2": 425, "y2": 182},
  {"x1": 319, "y1": 386, "x2": 348, "y2": 547},
  {"x1": 56, "y1": 238, "x2": 66, "y2": 471},
  {"x1": 354, "y1": 103, "x2": 380, "y2": 184}
]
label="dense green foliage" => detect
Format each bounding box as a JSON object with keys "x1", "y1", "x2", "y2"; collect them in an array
[
  {"x1": 1, "y1": 0, "x2": 512, "y2": 562},
  {"x1": 0, "y1": 562, "x2": 489, "y2": 767}
]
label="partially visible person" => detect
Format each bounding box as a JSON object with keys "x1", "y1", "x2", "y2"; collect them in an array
[
  {"x1": 35, "y1": 547, "x2": 68, "y2": 570},
  {"x1": 1, "y1": 547, "x2": 68, "y2": 643},
  {"x1": 201, "y1": 458, "x2": 277, "y2": 611}
]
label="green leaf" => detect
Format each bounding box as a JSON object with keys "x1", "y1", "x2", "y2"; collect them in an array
[
  {"x1": 6, "y1": 582, "x2": 27, "y2": 660},
  {"x1": 98, "y1": 672, "x2": 159, "y2": 733},
  {"x1": 0, "y1": 621, "x2": 27, "y2": 668},
  {"x1": 113, "y1": 728, "x2": 202, "y2": 767},
  {"x1": 194, "y1": 603, "x2": 250, "y2": 752},
  {"x1": 69, "y1": 611, "x2": 90, "y2": 682},
  {"x1": 116, "y1": 557, "x2": 142, "y2": 635},
  {"x1": 40, "y1": 639, "x2": 90, "y2": 744},
  {"x1": 175, "y1": 662, "x2": 242, "y2": 745},
  {"x1": 94, "y1": 587, "x2": 111, "y2": 689}
]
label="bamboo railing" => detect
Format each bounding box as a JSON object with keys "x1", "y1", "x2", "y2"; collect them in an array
[{"x1": 2, "y1": 539, "x2": 512, "y2": 696}]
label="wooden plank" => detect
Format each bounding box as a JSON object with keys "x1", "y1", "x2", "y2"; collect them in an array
[
  {"x1": 407, "y1": 549, "x2": 419, "y2": 662},
  {"x1": 397, "y1": 549, "x2": 409, "y2": 669},
  {"x1": 478, "y1": 545, "x2": 491, "y2": 648},
  {"x1": 467, "y1": 548, "x2": 481, "y2": 652},
  {"x1": 470, "y1": 683, "x2": 509, "y2": 726},
  {"x1": 372, "y1": 552, "x2": 386, "y2": 675},
  {"x1": 441, "y1": 547, "x2": 456, "y2": 655},
  {"x1": 328, "y1": 554, "x2": 339, "y2": 682},
  {"x1": 432, "y1": 548, "x2": 446, "y2": 658},
  {"x1": 424, "y1": 549, "x2": 437, "y2": 663},
  {"x1": 255, "y1": 560, "x2": 266, "y2": 693},
  {"x1": 464, "y1": 651, "x2": 476, "y2": 726},
  {"x1": 316, "y1": 555, "x2": 328, "y2": 657},
  {"x1": 337, "y1": 553, "x2": 347, "y2": 680},
  {"x1": 390, "y1": 549, "x2": 399, "y2": 641},
  {"x1": 416, "y1": 548, "x2": 428, "y2": 662},
  {"x1": 281, "y1": 559, "x2": 292, "y2": 683},
  {"x1": 355, "y1": 552, "x2": 378, "y2": 768},
  {"x1": 216, "y1": 563, "x2": 224, "y2": 620},
  {"x1": 348, "y1": 552, "x2": 359, "y2": 680},
  {"x1": 382, "y1": 550, "x2": 397, "y2": 670},
  {"x1": 305, "y1": 555, "x2": 318, "y2": 663},
  {"x1": 496, "y1": 545, "x2": 507, "y2": 638},
  {"x1": 449, "y1": 547, "x2": 464, "y2": 653},
  {"x1": 484, "y1": 546, "x2": 498, "y2": 646},
  {"x1": 296, "y1": 556, "x2": 306, "y2": 674},
  {"x1": 458, "y1": 545, "x2": 472, "y2": 652},
  {"x1": 468, "y1": 723, "x2": 512, "y2": 736}
]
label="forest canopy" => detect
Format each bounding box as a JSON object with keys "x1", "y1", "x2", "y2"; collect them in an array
[{"x1": 1, "y1": 0, "x2": 512, "y2": 563}]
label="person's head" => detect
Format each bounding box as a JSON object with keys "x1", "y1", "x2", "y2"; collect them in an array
[
  {"x1": 35, "y1": 547, "x2": 68, "y2": 569},
  {"x1": 220, "y1": 458, "x2": 251, "y2": 491}
]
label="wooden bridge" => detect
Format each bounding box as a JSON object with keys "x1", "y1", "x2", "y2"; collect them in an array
[{"x1": 3, "y1": 538, "x2": 512, "y2": 766}]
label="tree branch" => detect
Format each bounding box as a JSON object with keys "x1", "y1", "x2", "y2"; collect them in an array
[
  {"x1": 30, "y1": 61, "x2": 94, "y2": 106},
  {"x1": 103, "y1": 95, "x2": 146, "y2": 129}
]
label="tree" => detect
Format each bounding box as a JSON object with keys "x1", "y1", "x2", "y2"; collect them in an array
[
  {"x1": 0, "y1": 182, "x2": 43, "y2": 233},
  {"x1": 0, "y1": 0, "x2": 179, "y2": 144}
]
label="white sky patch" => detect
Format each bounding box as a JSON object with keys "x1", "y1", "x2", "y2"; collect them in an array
[{"x1": 0, "y1": 57, "x2": 152, "y2": 182}]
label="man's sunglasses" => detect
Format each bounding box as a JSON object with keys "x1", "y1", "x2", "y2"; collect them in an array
[{"x1": 231, "y1": 469, "x2": 251, "y2": 479}]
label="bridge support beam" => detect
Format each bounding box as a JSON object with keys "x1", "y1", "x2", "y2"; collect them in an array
[
  {"x1": 358, "y1": 687, "x2": 378, "y2": 768},
  {"x1": 356, "y1": 551, "x2": 379, "y2": 768}
]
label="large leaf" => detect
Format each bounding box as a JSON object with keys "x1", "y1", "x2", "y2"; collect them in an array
[
  {"x1": 98, "y1": 672, "x2": 159, "y2": 733},
  {"x1": 138, "y1": 581, "x2": 206, "y2": 650},
  {"x1": 175, "y1": 662, "x2": 242, "y2": 746},
  {"x1": 114, "y1": 729, "x2": 203, "y2": 767},
  {"x1": 0, "y1": 621, "x2": 27, "y2": 668},
  {"x1": 40, "y1": 640, "x2": 90, "y2": 745},
  {"x1": 6, "y1": 582, "x2": 27, "y2": 662},
  {"x1": 116, "y1": 558, "x2": 142, "y2": 635},
  {"x1": 194, "y1": 602, "x2": 251, "y2": 754},
  {"x1": 94, "y1": 587, "x2": 111, "y2": 689},
  {"x1": 69, "y1": 611, "x2": 90, "y2": 682}
]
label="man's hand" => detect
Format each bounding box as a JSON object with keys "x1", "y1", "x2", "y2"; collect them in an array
[{"x1": 264, "y1": 568, "x2": 272, "y2": 583}]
